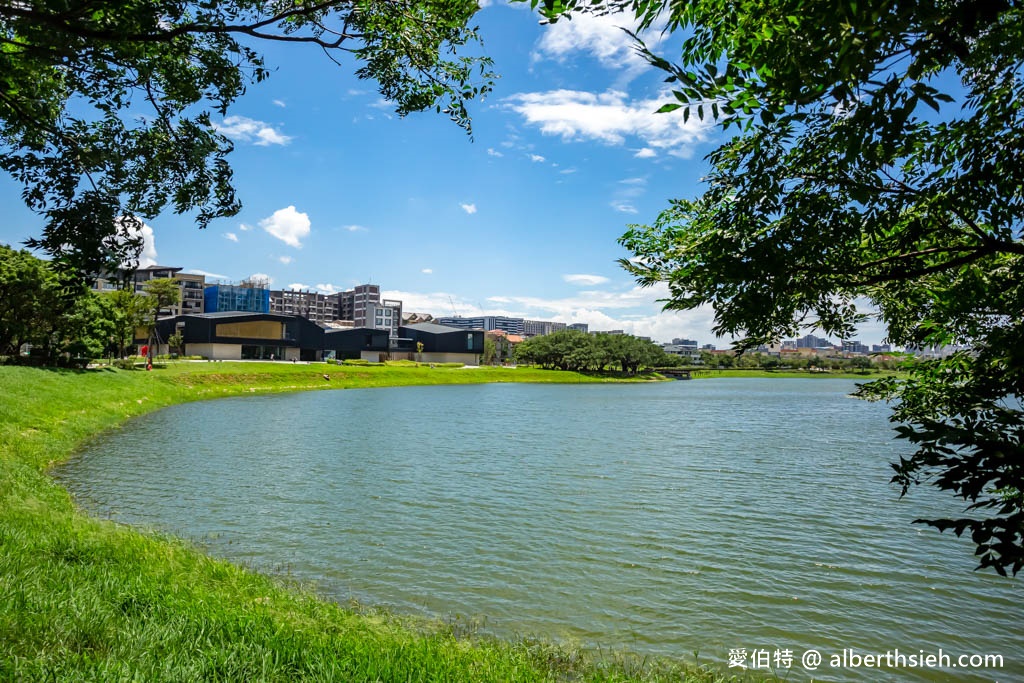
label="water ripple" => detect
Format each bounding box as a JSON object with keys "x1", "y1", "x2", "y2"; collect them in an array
[{"x1": 57, "y1": 380, "x2": 1023, "y2": 682}]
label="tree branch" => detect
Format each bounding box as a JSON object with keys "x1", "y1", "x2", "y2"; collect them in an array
[
  {"x1": 0, "y1": 1, "x2": 364, "y2": 49},
  {"x1": 852, "y1": 245, "x2": 1000, "y2": 286}
]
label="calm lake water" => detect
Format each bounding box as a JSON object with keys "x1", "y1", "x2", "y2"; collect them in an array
[{"x1": 58, "y1": 379, "x2": 1021, "y2": 681}]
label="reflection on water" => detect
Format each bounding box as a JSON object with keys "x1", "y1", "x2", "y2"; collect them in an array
[{"x1": 59, "y1": 379, "x2": 1022, "y2": 682}]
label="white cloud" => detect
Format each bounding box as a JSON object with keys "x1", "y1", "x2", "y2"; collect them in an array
[
  {"x1": 477, "y1": 286, "x2": 718, "y2": 342},
  {"x1": 529, "y1": 153, "x2": 546, "y2": 163},
  {"x1": 135, "y1": 224, "x2": 158, "y2": 269},
  {"x1": 487, "y1": 147, "x2": 503, "y2": 157},
  {"x1": 249, "y1": 272, "x2": 274, "y2": 285},
  {"x1": 185, "y1": 269, "x2": 229, "y2": 281},
  {"x1": 634, "y1": 147, "x2": 657, "y2": 158},
  {"x1": 278, "y1": 255, "x2": 292, "y2": 264},
  {"x1": 224, "y1": 232, "x2": 238, "y2": 242},
  {"x1": 214, "y1": 116, "x2": 292, "y2": 146},
  {"x1": 256, "y1": 129, "x2": 290, "y2": 146},
  {"x1": 287, "y1": 283, "x2": 338, "y2": 295},
  {"x1": 112, "y1": 217, "x2": 158, "y2": 268},
  {"x1": 560, "y1": 168, "x2": 577, "y2": 174},
  {"x1": 273, "y1": 99, "x2": 286, "y2": 108},
  {"x1": 344, "y1": 224, "x2": 368, "y2": 232},
  {"x1": 563, "y1": 273, "x2": 610, "y2": 286},
  {"x1": 504, "y1": 89, "x2": 712, "y2": 158},
  {"x1": 383, "y1": 284, "x2": 724, "y2": 344},
  {"x1": 259, "y1": 206, "x2": 310, "y2": 248},
  {"x1": 239, "y1": 223, "x2": 253, "y2": 231},
  {"x1": 382, "y1": 290, "x2": 476, "y2": 318},
  {"x1": 609, "y1": 176, "x2": 647, "y2": 214},
  {"x1": 422, "y1": 268, "x2": 433, "y2": 274},
  {"x1": 460, "y1": 203, "x2": 477, "y2": 214},
  {"x1": 532, "y1": 12, "x2": 667, "y2": 78}
]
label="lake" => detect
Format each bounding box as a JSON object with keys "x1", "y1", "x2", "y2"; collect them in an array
[{"x1": 58, "y1": 378, "x2": 1022, "y2": 681}]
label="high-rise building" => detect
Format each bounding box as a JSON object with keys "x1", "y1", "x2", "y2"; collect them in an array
[
  {"x1": 336, "y1": 284, "x2": 381, "y2": 327},
  {"x1": 797, "y1": 334, "x2": 832, "y2": 348},
  {"x1": 204, "y1": 282, "x2": 270, "y2": 314},
  {"x1": 270, "y1": 289, "x2": 338, "y2": 323},
  {"x1": 367, "y1": 299, "x2": 403, "y2": 337},
  {"x1": 523, "y1": 319, "x2": 567, "y2": 337},
  {"x1": 842, "y1": 340, "x2": 870, "y2": 354},
  {"x1": 568, "y1": 323, "x2": 589, "y2": 333},
  {"x1": 175, "y1": 272, "x2": 206, "y2": 316},
  {"x1": 268, "y1": 284, "x2": 401, "y2": 333},
  {"x1": 435, "y1": 316, "x2": 525, "y2": 335},
  {"x1": 91, "y1": 265, "x2": 205, "y2": 317}
]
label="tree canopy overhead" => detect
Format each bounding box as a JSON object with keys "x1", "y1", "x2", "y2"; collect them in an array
[
  {"x1": 1, "y1": 0, "x2": 492, "y2": 275},
  {"x1": 532, "y1": 0, "x2": 1024, "y2": 574}
]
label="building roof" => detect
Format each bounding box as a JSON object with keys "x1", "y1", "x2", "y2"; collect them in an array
[
  {"x1": 401, "y1": 322, "x2": 469, "y2": 334},
  {"x1": 205, "y1": 282, "x2": 268, "y2": 290},
  {"x1": 324, "y1": 326, "x2": 387, "y2": 335},
  {"x1": 181, "y1": 311, "x2": 294, "y2": 320},
  {"x1": 135, "y1": 265, "x2": 183, "y2": 273},
  {"x1": 484, "y1": 330, "x2": 525, "y2": 343}
]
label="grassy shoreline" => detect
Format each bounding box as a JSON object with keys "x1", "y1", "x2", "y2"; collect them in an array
[{"x1": 1, "y1": 362, "x2": 759, "y2": 682}]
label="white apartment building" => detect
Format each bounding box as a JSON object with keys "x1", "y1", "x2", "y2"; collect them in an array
[{"x1": 366, "y1": 299, "x2": 403, "y2": 337}]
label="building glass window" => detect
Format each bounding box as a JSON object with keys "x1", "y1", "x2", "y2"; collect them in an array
[{"x1": 241, "y1": 345, "x2": 284, "y2": 360}]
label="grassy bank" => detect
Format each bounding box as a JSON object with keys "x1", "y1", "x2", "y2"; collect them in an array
[{"x1": 0, "y1": 363, "x2": 752, "y2": 682}]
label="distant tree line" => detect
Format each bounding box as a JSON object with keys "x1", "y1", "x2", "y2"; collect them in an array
[
  {"x1": 513, "y1": 330, "x2": 680, "y2": 374},
  {"x1": 0, "y1": 244, "x2": 173, "y2": 365},
  {"x1": 700, "y1": 350, "x2": 896, "y2": 372}
]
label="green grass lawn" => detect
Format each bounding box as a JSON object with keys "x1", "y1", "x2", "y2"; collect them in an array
[{"x1": 0, "y1": 362, "x2": 760, "y2": 682}]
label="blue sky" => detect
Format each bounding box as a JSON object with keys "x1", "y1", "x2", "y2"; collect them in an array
[{"x1": 0, "y1": 2, "x2": 887, "y2": 345}]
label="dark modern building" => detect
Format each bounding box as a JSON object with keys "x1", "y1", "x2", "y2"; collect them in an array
[
  {"x1": 397, "y1": 323, "x2": 484, "y2": 364},
  {"x1": 144, "y1": 312, "x2": 323, "y2": 360},
  {"x1": 139, "y1": 315, "x2": 482, "y2": 364},
  {"x1": 323, "y1": 327, "x2": 390, "y2": 361}
]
